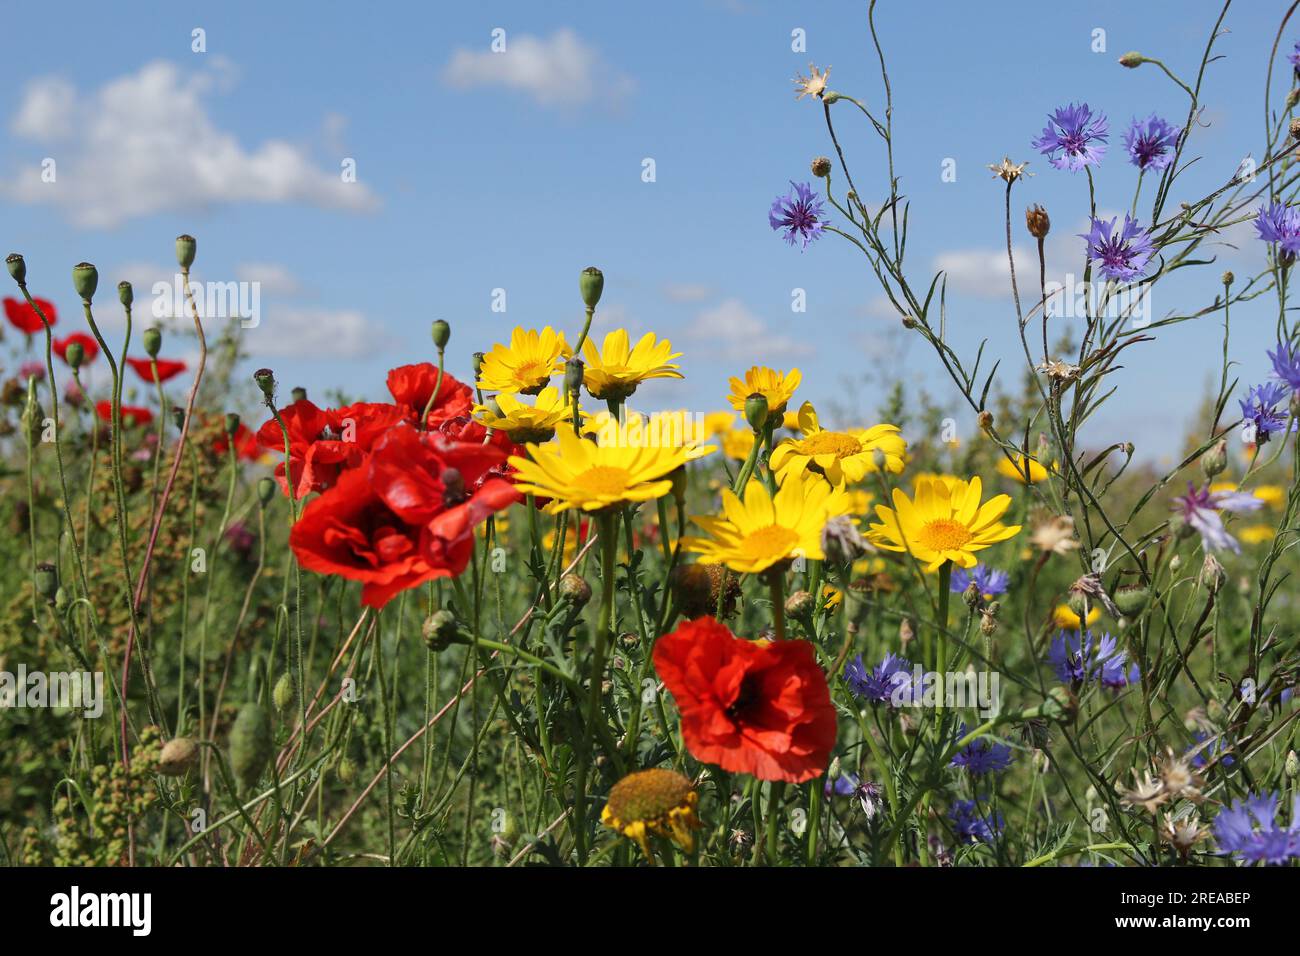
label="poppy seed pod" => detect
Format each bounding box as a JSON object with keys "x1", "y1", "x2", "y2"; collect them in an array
[
  {"x1": 291, "y1": 387, "x2": 307, "y2": 403},
  {"x1": 175, "y1": 234, "x2": 197, "y2": 269},
  {"x1": 472, "y1": 351, "x2": 486, "y2": 379},
  {"x1": 257, "y1": 476, "x2": 276, "y2": 506},
  {"x1": 6, "y1": 253, "x2": 26, "y2": 285},
  {"x1": 34, "y1": 562, "x2": 59, "y2": 603},
  {"x1": 224, "y1": 412, "x2": 240, "y2": 436},
  {"x1": 564, "y1": 356, "x2": 584, "y2": 396},
  {"x1": 72, "y1": 262, "x2": 98, "y2": 302},
  {"x1": 744, "y1": 392, "x2": 769, "y2": 432},
  {"x1": 229, "y1": 702, "x2": 272, "y2": 791},
  {"x1": 431, "y1": 319, "x2": 451, "y2": 350},
  {"x1": 143, "y1": 327, "x2": 162, "y2": 358},
  {"x1": 253, "y1": 368, "x2": 276, "y2": 400},
  {"x1": 580, "y1": 266, "x2": 604, "y2": 308},
  {"x1": 1026, "y1": 204, "x2": 1050, "y2": 239},
  {"x1": 118, "y1": 280, "x2": 133, "y2": 307},
  {"x1": 337, "y1": 757, "x2": 357, "y2": 784},
  {"x1": 1113, "y1": 584, "x2": 1150, "y2": 616},
  {"x1": 65, "y1": 341, "x2": 85, "y2": 370}
]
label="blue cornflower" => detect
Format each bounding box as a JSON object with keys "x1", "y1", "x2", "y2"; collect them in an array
[
  {"x1": 1081, "y1": 215, "x2": 1156, "y2": 281},
  {"x1": 949, "y1": 563, "x2": 1010, "y2": 599},
  {"x1": 1254, "y1": 201, "x2": 1300, "y2": 254},
  {"x1": 1213, "y1": 792, "x2": 1300, "y2": 865},
  {"x1": 824, "y1": 771, "x2": 859, "y2": 798},
  {"x1": 1048, "y1": 630, "x2": 1138, "y2": 688},
  {"x1": 843, "y1": 652, "x2": 918, "y2": 707},
  {"x1": 1269, "y1": 341, "x2": 1300, "y2": 392},
  {"x1": 951, "y1": 723, "x2": 1014, "y2": 775},
  {"x1": 1289, "y1": 41, "x2": 1300, "y2": 72},
  {"x1": 1031, "y1": 102, "x2": 1108, "y2": 171},
  {"x1": 1172, "y1": 482, "x2": 1264, "y2": 554},
  {"x1": 949, "y1": 800, "x2": 1005, "y2": 844},
  {"x1": 1239, "y1": 381, "x2": 1291, "y2": 444},
  {"x1": 1187, "y1": 730, "x2": 1235, "y2": 769},
  {"x1": 769, "y1": 181, "x2": 827, "y2": 250},
  {"x1": 1123, "y1": 114, "x2": 1181, "y2": 172}
]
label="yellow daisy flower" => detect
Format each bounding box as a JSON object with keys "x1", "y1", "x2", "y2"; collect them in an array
[
  {"x1": 848, "y1": 488, "x2": 876, "y2": 515},
  {"x1": 727, "y1": 366, "x2": 802, "y2": 418},
  {"x1": 769, "y1": 401, "x2": 906, "y2": 486},
  {"x1": 601, "y1": 768, "x2": 701, "y2": 862},
  {"x1": 509, "y1": 428, "x2": 686, "y2": 514},
  {"x1": 684, "y1": 472, "x2": 850, "y2": 574},
  {"x1": 474, "y1": 386, "x2": 579, "y2": 443},
  {"x1": 581, "y1": 329, "x2": 683, "y2": 401},
  {"x1": 1054, "y1": 604, "x2": 1100, "y2": 629},
  {"x1": 781, "y1": 409, "x2": 801, "y2": 431},
  {"x1": 583, "y1": 408, "x2": 715, "y2": 461},
  {"x1": 703, "y1": 411, "x2": 736, "y2": 438},
  {"x1": 996, "y1": 453, "x2": 1052, "y2": 484},
  {"x1": 721, "y1": 427, "x2": 755, "y2": 462},
  {"x1": 867, "y1": 475, "x2": 1021, "y2": 571},
  {"x1": 477, "y1": 325, "x2": 572, "y2": 395},
  {"x1": 1239, "y1": 523, "x2": 1276, "y2": 545}
]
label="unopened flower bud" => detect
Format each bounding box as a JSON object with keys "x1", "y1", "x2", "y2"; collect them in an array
[
  {"x1": 229, "y1": 702, "x2": 272, "y2": 791},
  {"x1": 422, "y1": 609, "x2": 469, "y2": 651},
  {"x1": 1118, "y1": 51, "x2": 1144, "y2": 68},
  {"x1": 559, "y1": 572, "x2": 592, "y2": 609},
  {"x1": 1026, "y1": 204, "x2": 1050, "y2": 239},
  {"x1": 1169, "y1": 554, "x2": 1183, "y2": 572},
  {"x1": 1286, "y1": 749, "x2": 1299, "y2": 779},
  {"x1": 337, "y1": 756, "x2": 357, "y2": 784},
  {"x1": 1202, "y1": 438, "x2": 1227, "y2": 478},
  {"x1": 963, "y1": 581, "x2": 981, "y2": 609},
  {"x1": 1200, "y1": 553, "x2": 1226, "y2": 594},
  {"x1": 72, "y1": 262, "x2": 98, "y2": 302},
  {"x1": 1113, "y1": 584, "x2": 1150, "y2": 616},
  {"x1": 977, "y1": 409, "x2": 994, "y2": 432},
  {"x1": 143, "y1": 327, "x2": 162, "y2": 358},
  {"x1": 1221, "y1": 271, "x2": 1234, "y2": 287},
  {"x1": 157, "y1": 737, "x2": 200, "y2": 776},
  {"x1": 785, "y1": 589, "x2": 815, "y2": 619},
  {"x1": 257, "y1": 476, "x2": 277, "y2": 507},
  {"x1": 431, "y1": 319, "x2": 451, "y2": 350},
  {"x1": 744, "y1": 392, "x2": 769, "y2": 432},
  {"x1": 272, "y1": 672, "x2": 295, "y2": 713},
  {"x1": 580, "y1": 266, "x2": 604, "y2": 308},
  {"x1": 1290, "y1": 117, "x2": 1300, "y2": 141},
  {"x1": 811, "y1": 156, "x2": 832, "y2": 178},
  {"x1": 175, "y1": 234, "x2": 197, "y2": 270}
]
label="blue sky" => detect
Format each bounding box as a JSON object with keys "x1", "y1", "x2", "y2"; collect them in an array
[{"x1": 1, "y1": 1, "x2": 1290, "y2": 461}]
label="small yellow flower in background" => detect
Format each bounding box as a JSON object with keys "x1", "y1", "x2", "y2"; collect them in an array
[
  {"x1": 867, "y1": 475, "x2": 1020, "y2": 571},
  {"x1": 1253, "y1": 484, "x2": 1285, "y2": 508},
  {"x1": 721, "y1": 427, "x2": 755, "y2": 462},
  {"x1": 581, "y1": 329, "x2": 682, "y2": 401},
  {"x1": 509, "y1": 428, "x2": 687, "y2": 514},
  {"x1": 703, "y1": 411, "x2": 736, "y2": 438},
  {"x1": 727, "y1": 366, "x2": 801, "y2": 418},
  {"x1": 769, "y1": 402, "x2": 906, "y2": 485},
  {"x1": 583, "y1": 408, "x2": 715, "y2": 461},
  {"x1": 684, "y1": 472, "x2": 850, "y2": 574},
  {"x1": 910, "y1": 472, "x2": 962, "y2": 495},
  {"x1": 821, "y1": 584, "x2": 842, "y2": 610},
  {"x1": 477, "y1": 326, "x2": 571, "y2": 395},
  {"x1": 474, "y1": 386, "x2": 578, "y2": 443},
  {"x1": 1239, "y1": 524, "x2": 1275, "y2": 545},
  {"x1": 601, "y1": 768, "x2": 701, "y2": 862},
  {"x1": 793, "y1": 63, "x2": 831, "y2": 100},
  {"x1": 1054, "y1": 604, "x2": 1100, "y2": 629},
  {"x1": 847, "y1": 488, "x2": 876, "y2": 515},
  {"x1": 996, "y1": 453, "x2": 1052, "y2": 484}
]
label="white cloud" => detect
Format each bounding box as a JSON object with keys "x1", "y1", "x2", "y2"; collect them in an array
[
  {"x1": 931, "y1": 246, "x2": 1034, "y2": 299},
  {"x1": 244, "y1": 306, "x2": 388, "y2": 358},
  {"x1": 5, "y1": 60, "x2": 379, "y2": 228},
  {"x1": 689, "y1": 298, "x2": 812, "y2": 360},
  {"x1": 235, "y1": 262, "x2": 302, "y2": 296},
  {"x1": 440, "y1": 29, "x2": 633, "y2": 108},
  {"x1": 662, "y1": 282, "x2": 713, "y2": 303}
]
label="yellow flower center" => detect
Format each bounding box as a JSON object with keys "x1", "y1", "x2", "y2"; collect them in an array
[
  {"x1": 916, "y1": 519, "x2": 972, "y2": 552},
  {"x1": 797, "y1": 431, "x2": 861, "y2": 459},
  {"x1": 578, "y1": 465, "x2": 631, "y2": 497},
  {"x1": 513, "y1": 361, "x2": 550, "y2": 384},
  {"x1": 742, "y1": 524, "x2": 799, "y2": 561}
]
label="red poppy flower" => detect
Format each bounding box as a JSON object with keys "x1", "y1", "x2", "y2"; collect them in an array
[
  {"x1": 256, "y1": 399, "x2": 409, "y2": 498},
  {"x1": 430, "y1": 414, "x2": 524, "y2": 486},
  {"x1": 652, "y1": 617, "x2": 837, "y2": 783},
  {"x1": 386, "y1": 364, "x2": 473, "y2": 428},
  {"x1": 4, "y1": 296, "x2": 56, "y2": 334},
  {"x1": 290, "y1": 423, "x2": 521, "y2": 607},
  {"x1": 95, "y1": 400, "x2": 154, "y2": 428},
  {"x1": 126, "y1": 357, "x2": 188, "y2": 383},
  {"x1": 53, "y1": 332, "x2": 100, "y2": 366},
  {"x1": 213, "y1": 423, "x2": 260, "y2": 461}
]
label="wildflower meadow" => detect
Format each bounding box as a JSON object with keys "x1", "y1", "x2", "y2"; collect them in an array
[{"x1": 2, "y1": 3, "x2": 1300, "y2": 920}]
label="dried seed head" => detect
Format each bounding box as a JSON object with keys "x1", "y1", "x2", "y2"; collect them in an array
[
  {"x1": 977, "y1": 409, "x2": 994, "y2": 432},
  {"x1": 811, "y1": 156, "x2": 832, "y2": 178},
  {"x1": 784, "y1": 589, "x2": 816, "y2": 619},
  {"x1": 1026, "y1": 204, "x2": 1051, "y2": 239}
]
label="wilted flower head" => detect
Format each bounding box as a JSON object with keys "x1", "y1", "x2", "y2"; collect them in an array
[
  {"x1": 1081, "y1": 215, "x2": 1156, "y2": 282},
  {"x1": 1161, "y1": 810, "x2": 1210, "y2": 859},
  {"x1": 1213, "y1": 792, "x2": 1300, "y2": 865},
  {"x1": 1172, "y1": 481, "x2": 1265, "y2": 553},
  {"x1": 1254, "y1": 201, "x2": 1300, "y2": 254},
  {"x1": 1123, "y1": 114, "x2": 1181, "y2": 171},
  {"x1": 987, "y1": 156, "x2": 1031, "y2": 183},
  {"x1": 1031, "y1": 102, "x2": 1108, "y2": 171},
  {"x1": 1037, "y1": 359, "x2": 1081, "y2": 384},
  {"x1": 1048, "y1": 630, "x2": 1138, "y2": 688},
  {"x1": 769, "y1": 181, "x2": 828, "y2": 251},
  {"x1": 821, "y1": 514, "x2": 867, "y2": 564},
  {"x1": 1030, "y1": 512, "x2": 1078, "y2": 555},
  {"x1": 793, "y1": 63, "x2": 831, "y2": 100}
]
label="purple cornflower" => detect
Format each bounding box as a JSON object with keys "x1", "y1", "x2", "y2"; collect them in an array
[
  {"x1": 1187, "y1": 730, "x2": 1235, "y2": 770},
  {"x1": 1031, "y1": 102, "x2": 1108, "y2": 171},
  {"x1": 1123, "y1": 114, "x2": 1181, "y2": 172},
  {"x1": 1239, "y1": 381, "x2": 1291, "y2": 444},
  {"x1": 950, "y1": 563, "x2": 1010, "y2": 598},
  {"x1": 1254, "y1": 201, "x2": 1300, "y2": 254},
  {"x1": 824, "y1": 771, "x2": 859, "y2": 798},
  {"x1": 949, "y1": 800, "x2": 1004, "y2": 844},
  {"x1": 843, "y1": 652, "x2": 918, "y2": 707},
  {"x1": 1268, "y1": 341, "x2": 1300, "y2": 392},
  {"x1": 1172, "y1": 481, "x2": 1264, "y2": 553},
  {"x1": 769, "y1": 181, "x2": 827, "y2": 250},
  {"x1": 951, "y1": 723, "x2": 1014, "y2": 775},
  {"x1": 1289, "y1": 41, "x2": 1300, "y2": 72},
  {"x1": 1081, "y1": 215, "x2": 1156, "y2": 282},
  {"x1": 1047, "y1": 630, "x2": 1138, "y2": 688},
  {"x1": 1213, "y1": 792, "x2": 1300, "y2": 865}
]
